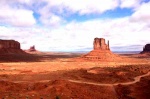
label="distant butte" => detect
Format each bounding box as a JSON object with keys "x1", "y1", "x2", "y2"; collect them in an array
[
  {"x1": 28, "y1": 45, "x2": 36, "y2": 52},
  {"x1": 81, "y1": 37, "x2": 120, "y2": 61},
  {"x1": 141, "y1": 44, "x2": 150, "y2": 54},
  {"x1": 0, "y1": 39, "x2": 25, "y2": 54}
]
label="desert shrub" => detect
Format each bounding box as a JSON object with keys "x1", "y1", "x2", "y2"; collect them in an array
[{"x1": 56, "y1": 95, "x2": 60, "y2": 99}]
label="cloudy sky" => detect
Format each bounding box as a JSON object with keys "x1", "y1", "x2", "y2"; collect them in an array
[{"x1": 0, "y1": 0, "x2": 150, "y2": 52}]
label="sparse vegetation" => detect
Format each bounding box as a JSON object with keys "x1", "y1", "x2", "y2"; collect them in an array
[{"x1": 56, "y1": 95, "x2": 60, "y2": 99}]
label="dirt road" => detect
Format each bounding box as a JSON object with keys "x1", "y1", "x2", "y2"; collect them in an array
[{"x1": 68, "y1": 71, "x2": 150, "y2": 86}]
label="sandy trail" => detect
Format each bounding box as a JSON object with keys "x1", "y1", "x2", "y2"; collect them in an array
[{"x1": 69, "y1": 71, "x2": 150, "y2": 86}]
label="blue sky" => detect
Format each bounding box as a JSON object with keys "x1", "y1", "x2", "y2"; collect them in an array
[{"x1": 0, "y1": 0, "x2": 150, "y2": 52}]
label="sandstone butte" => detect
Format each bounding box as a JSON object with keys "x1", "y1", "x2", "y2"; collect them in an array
[
  {"x1": 141, "y1": 44, "x2": 150, "y2": 54},
  {"x1": 28, "y1": 45, "x2": 36, "y2": 52},
  {"x1": 0, "y1": 39, "x2": 25, "y2": 54},
  {"x1": 82, "y1": 37, "x2": 121, "y2": 61}
]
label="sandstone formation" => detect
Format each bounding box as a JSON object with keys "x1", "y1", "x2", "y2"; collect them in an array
[
  {"x1": 81, "y1": 38, "x2": 120, "y2": 61},
  {"x1": 94, "y1": 38, "x2": 110, "y2": 50},
  {"x1": 28, "y1": 45, "x2": 36, "y2": 52},
  {"x1": 0, "y1": 40, "x2": 20, "y2": 49},
  {"x1": 141, "y1": 44, "x2": 150, "y2": 54},
  {"x1": 0, "y1": 39, "x2": 24, "y2": 54}
]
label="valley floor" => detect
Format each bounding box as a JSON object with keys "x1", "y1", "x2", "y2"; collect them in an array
[{"x1": 0, "y1": 52, "x2": 150, "y2": 99}]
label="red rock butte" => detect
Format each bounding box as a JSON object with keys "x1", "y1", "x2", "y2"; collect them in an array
[
  {"x1": 141, "y1": 44, "x2": 150, "y2": 54},
  {"x1": 93, "y1": 38, "x2": 110, "y2": 50},
  {"x1": 82, "y1": 38, "x2": 120, "y2": 61},
  {"x1": 28, "y1": 45, "x2": 36, "y2": 52},
  {"x1": 0, "y1": 39, "x2": 25, "y2": 54}
]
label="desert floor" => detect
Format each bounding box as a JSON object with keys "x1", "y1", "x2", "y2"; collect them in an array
[{"x1": 0, "y1": 52, "x2": 150, "y2": 99}]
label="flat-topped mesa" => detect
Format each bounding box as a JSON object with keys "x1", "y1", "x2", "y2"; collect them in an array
[
  {"x1": 0, "y1": 39, "x2": 25, "y2": 54},
  {"x1": 93, "y1": 38, "x2": 110, "y2": 50},
  {"x1": 0, "y1": 40, "x2": 20, "y2": 49},
  {"x1": 141, "y1": 44, "x2": 150, "y2": 54}
]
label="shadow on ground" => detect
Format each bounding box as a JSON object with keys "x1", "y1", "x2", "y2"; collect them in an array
[{"x1": 0, "y1": 53, "x2": 81, "y2": 62}]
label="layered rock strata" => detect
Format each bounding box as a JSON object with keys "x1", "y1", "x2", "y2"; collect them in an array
[
  {"x1": 93, "y1": 38, "x2": 110, "y2": 50},
  {"x1": 0, "y1": 39, "x2": 24, "y2": 54}
]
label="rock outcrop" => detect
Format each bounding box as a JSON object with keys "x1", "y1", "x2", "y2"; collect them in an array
[
  {"x1": 0, "y1": 39, "x2": 24, "y2": 54},
  {"x1": 28, "y1": 45, "x2": 36, "y2": 52},
  {"x1": 94, "y1": 38, "x2": 110, "y2": 50},
  {"x1": 81, "y1": 38, "x2": 120, "y2": 61},
  {"x1": 0, "y1": 40, "x2": 20, "y2": 49},
  {"x1": 141, "y1": 44, "x2": 150, "y2": 54}
]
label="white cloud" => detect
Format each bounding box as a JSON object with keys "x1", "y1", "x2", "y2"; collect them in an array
[
  {"x1": 37, "y1": 3, "x2": 65, "y2": 27},
  {"x1": 130, "y1": 2, "x2": 150, "y2": 23},
  {"x1": 39, "y1": 13, "x2": 64, "y2": 27},
  {"x1": 43, "y1": 0, "x2": 119, "y2": 15},
  {"x1": 120, "y1": 0, "x2": 142, "y2": 8},
  {"x1": 0, "y1": 7, "x2": 36, "y2": 27},
  {"x1": 30, "y1": 0, "x2": 121, "y2": 28},
  {"x1": 0, "y1": 1, "x2": 36, "y2": 27},
  {"x1": 17, "y1": 0, "x2": 32, "y2": 4}
]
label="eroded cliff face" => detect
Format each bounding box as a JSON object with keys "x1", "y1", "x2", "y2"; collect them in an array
[
  {"x1": 0, "y1": 40, "x2": 20, "y2": 49},
  {"x1": 0, "y1": 39, "x2": 24, "y2": 54},
  {"x1": 93, "y1": 38, "x2": 109, "y2": 50},
  {"x1": 141, "y1": 44, "x2": 150, "y2": 54}
]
